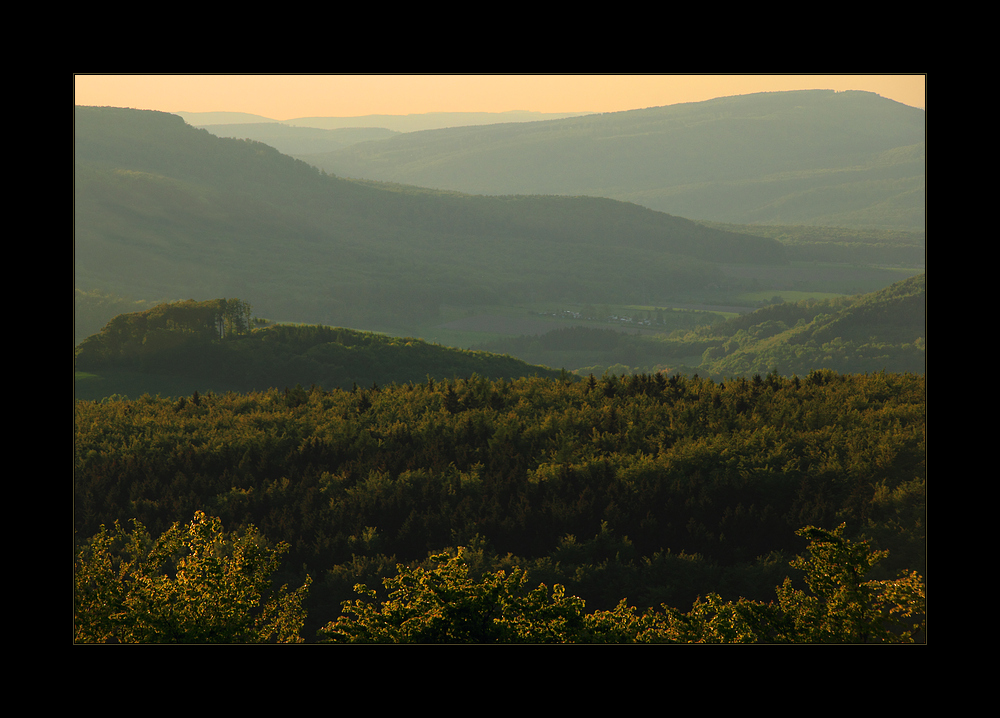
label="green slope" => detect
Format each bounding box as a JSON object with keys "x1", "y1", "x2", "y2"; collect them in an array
[
  {"x1": 75, "y1": 106, "x2": 787, "y2": 331},
  {"x1": 699, "y1": 273, "x2": 926, "y2": 376},
  {"x1": 698, "y1": 222, "x2": 925, "y2": 267},
  {"x1": 466, "y1": 274, "x2": 925, "y2": 378},
  {"x1": 188, "y1": 123, "x2": 401, "y2": 155},
  {"x1": 74, "y1": 299, "x2": 569, "y2": 399},
  {"x1": 310, "y1": 90, "x2": 924, "y2": 232}
]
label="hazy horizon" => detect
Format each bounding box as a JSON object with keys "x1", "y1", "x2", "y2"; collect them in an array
[{"x1": 73, "y1": 74, "x2": 926, "y2": 120}]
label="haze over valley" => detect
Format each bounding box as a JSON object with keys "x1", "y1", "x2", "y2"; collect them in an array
[
  {"x1": 73, "y1": 76, "x2": 926, "y2": 643},
  {"x1": 75, "y1": 87, "x2": 924, "y2": 383}
]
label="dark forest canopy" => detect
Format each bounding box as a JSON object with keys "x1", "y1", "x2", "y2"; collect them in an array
[{"x1": 75, "y1": 369, "x2": 925, "y2": 640}]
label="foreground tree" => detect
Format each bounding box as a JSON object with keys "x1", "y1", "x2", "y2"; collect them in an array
[
  {"x1": 319, "y1": 548, "x2": 588, "y2": 643},
  {"x1": 585, "y1": 523, "x2": 925, "y2": 643},
  {"x1": 74, "y1": 512, "x2": 311, "y2": 643},
  {"x1": 772, "y1": 524, "x2": 926, "y2": 643},
  {"x1": 322, "y1": 524, "x2": 924, "y2": 643}
]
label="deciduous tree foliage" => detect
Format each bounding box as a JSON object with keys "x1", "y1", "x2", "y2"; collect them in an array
[
  {"x1": 74, "y1": 511, "x2": 311, "y2": 643},
  {"x1": 320, "y1": 548, "x2": 588, "y2": 643},
  {"x1": 643, "y1": 524, "x2": 926, "y2": 643},
  {"x1": 74, "y1": 369, "x2": 925, "y2": 628},
  {"x1": 773, "y1": 524, "x2": 925, "y2": 643},
  {"x1": 320, "y1": 524, "x2": 924, "y2": 643}
]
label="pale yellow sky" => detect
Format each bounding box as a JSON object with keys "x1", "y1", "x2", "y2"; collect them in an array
[{"x1": 74, "y1": 74, "x2": 926, "y2": 119}]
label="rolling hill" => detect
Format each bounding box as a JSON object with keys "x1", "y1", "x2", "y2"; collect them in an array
[
  {"x1": 176, "y1": 109, "x2": 595, "y2": 133},
  {"x1": 73, "y1": 298, "x2": 570, "y2": 399},
  {"x1": 183, "y1": 123, "x2": 401, "y2": 156},
  {"x1": 306, "y1": 90, "x2": 924, "y2": 232},
  {"x1": 74, "y1": 105, "x2": 787, "y2": 333},
  {"x1": 696, "y1": 272, "x2": 926, "y2": 376},
  {"x1": 469, "y1": 273, "x2": 926, "y2": 378}
]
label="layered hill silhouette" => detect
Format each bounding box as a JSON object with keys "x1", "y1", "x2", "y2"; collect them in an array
[
  {"x1": 471, "y1": 273, "x2": 925, "y2": 377},
  {"x1": 75, "y1": 273, "x2": 925, "y2": 403},
  {"x1": 308, "y1": 90, "x2": 924, "y2": 232},
  {"x1": 184, "y1": 123, "x2": 401, "y2": 156},
  {"x1": 74, "y1": 298, "x2": 569, "y2": 399},
  {"x1": 177, "y1": 109, "x2": 594, "y2": 133},
  {"x1": 696, "y1": 272, "x2": 925, "y2": 376},
  {"x1": 75, "y1": 105, "x2": 787, "y2": 331}
]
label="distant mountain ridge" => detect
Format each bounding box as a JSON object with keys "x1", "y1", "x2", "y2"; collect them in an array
[
  {"x1": 176, "y1": 110, "x2": 594, "y2": 133},
  {"x1": 174, "y1": 111, "x2": 279, "y2": 125},
  {"x1": 74, "y1": 105, "x2": 786, "y2": 331},
  {"x1": 309, "y1": 90, "x2": 924, "y2": 232},
  {"x1": 187, "y1": 123, "x2": 401, "y2": 156}
]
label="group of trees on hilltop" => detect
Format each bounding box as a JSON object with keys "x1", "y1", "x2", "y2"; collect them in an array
[
  {"x1": 74, "y1": 300, "x2": 566, "y2": 398},
  {"x1": 75, "y1": 298, "x2": 254, "y2": 371}
]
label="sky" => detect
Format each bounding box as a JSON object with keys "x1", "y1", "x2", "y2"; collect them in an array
[{"x1": 74, "y1": 74, "x2": 926, "y2": 120}]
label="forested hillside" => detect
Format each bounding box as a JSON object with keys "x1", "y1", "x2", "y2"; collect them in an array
[
  {"x1": 309, "y1": 90, "x2": 925, "y2": 232},
  {"x1": 75, "y1": 106, "x2": 784, "y2": 332},
  {"x1": 74, "y1": 298, "x2": 567, "y2": 399},
  {"x1": 700, "y1": 222, "x2": 925, "y2": 267},
  {"x1": 75, "y1": 369, "x2": 925, "y2": 641},
  {"x1": 701, "y1": 273, "x2": 925, "y2": 376},
  {"x1": 470, "y1": 273, "x2": 925, "y2": 377}
]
